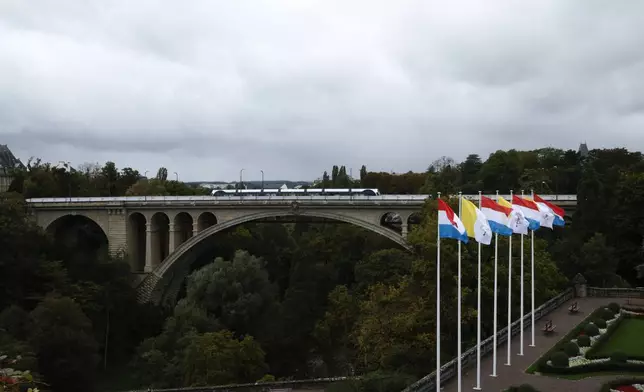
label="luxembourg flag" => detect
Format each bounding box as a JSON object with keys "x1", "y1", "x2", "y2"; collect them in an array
[
  {"x1": 480, "y1": 195, "x2": 513, "y2": 236},
  {"x1": 512, "y1": 195, "x2": 541, "y2": 231},
  {"x1": 533, "y1": 194, "x2": 565, "y2": 227},
  {"x1": 498, "y1": 196, "x2": 530, "y2": 235},
  {"x1": 437, "y1": 199, "x2": 469, "y2": 243}
]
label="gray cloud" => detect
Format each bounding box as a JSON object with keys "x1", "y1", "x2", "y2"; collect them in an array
[{"x1": 1, "y1": 0, "x2": 644, "y2": 181}]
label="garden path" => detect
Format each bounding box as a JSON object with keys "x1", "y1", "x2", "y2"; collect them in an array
[{"x1": 441, "y1": 297, "x2": 634, "y2": 392}]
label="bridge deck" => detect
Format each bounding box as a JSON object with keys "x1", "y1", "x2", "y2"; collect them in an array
[
  {"x1": 442, "y1": 296, "x2": 630, "y2": 392},
  {"x1": 24, "y1": 195, "x2": 576, "y2": 208}
]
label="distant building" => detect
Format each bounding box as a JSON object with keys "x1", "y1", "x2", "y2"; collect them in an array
[
  {"x1": 0, "y1": 144, "x2": 24, "y2": 192},
  {"x1": 578, "y1": 142, "x2": 589, "y2": 158}
]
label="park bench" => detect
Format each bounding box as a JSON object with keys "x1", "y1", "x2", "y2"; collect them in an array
[
  {"x1": 542, "y1": 320, "x2": 556, "y2": 335},
  {"x1": 568, "y1": 301, "x2": 579, "y2": 314}
]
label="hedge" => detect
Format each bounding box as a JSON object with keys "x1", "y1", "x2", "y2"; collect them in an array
[
  {"x1": 586, "y1": 312, "x2": 644, "y2": 360},
  {"x1": 530, "y1": 306, "x2": 609, "y2": 374},
  {"x1": 537, "y1": 309, "x2": 644, "y2": 376}
]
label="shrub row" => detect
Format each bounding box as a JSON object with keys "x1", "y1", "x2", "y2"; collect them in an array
[
  {"x1": 531, "y1": 305, "x2": 613, "y2": 373},
  {"x1": 506, "y1": 385, "x2": 541, "y2": 392},
  {"x1": 585, "y1": 311, "x2": 644, "y2": 360}
]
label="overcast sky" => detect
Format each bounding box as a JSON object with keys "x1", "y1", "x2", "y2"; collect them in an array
[{"x1": 1, "y1": 0, "x2": 643, "y2": 181}]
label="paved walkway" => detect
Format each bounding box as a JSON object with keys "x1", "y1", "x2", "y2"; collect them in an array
[{"x1": 441, "y1": 297, "x2": 631, "y2": 392}]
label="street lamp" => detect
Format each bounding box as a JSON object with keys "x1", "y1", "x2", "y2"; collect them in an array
[
  {"x1": 239, "y1": 169, "x2": 244, "y2": 191},
  {"x1": 260, "y1": 170, "x2": 264, "y2": 191},
  {"x1": 144, "y1": 170, "x2": 149, "y2": 179},
  {"x1": 174, "y1": 172, "x2": 179, "y2": 181}
]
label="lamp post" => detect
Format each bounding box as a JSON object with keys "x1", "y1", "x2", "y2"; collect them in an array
[
  {"x1": 239, "y1": 169, "x2": 244, "y2": 191},
  {"x1": 174, "y1": 172, "x2": 179, "y2": 181},
  {"x1": 260, "y1": 170, "x2": 264, "y2": 191}
]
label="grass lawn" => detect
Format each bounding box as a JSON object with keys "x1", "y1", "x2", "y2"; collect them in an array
[{"x1": 593, "y1": 318, "x2": 644, "y2": 358}]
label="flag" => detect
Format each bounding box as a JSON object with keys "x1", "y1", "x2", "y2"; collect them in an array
[
  {"x1": 461, "y1": 198, "x2": 493, "y2": 245},
  {"x1": 533, "y1": 194, "x2": 565, "y2": 227},
  {"x1": 480, "y1": 195, "x2": 513, "y2": 236},
  {"x1": 512, "y1": 195, "x2": 541, "y2": 231},
  {"x1": 498, "y1": 196, "x2": 530, "y2": 235},
  {"x1": 528, "y1": 196, "x2": 555, "y2": 229},
  {"x1": 437, "y1": 199, "x2": 469, "y2": 243}
]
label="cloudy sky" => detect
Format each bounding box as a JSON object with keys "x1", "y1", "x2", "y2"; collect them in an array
[{"x1": 1, "y1": 0, "x2": 643, "y2": 181}]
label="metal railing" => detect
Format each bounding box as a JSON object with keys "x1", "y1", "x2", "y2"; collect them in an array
[
  {"x1": 402, "y1": 287, "x2": 575, "y2": 392},
  {"x1": 122, "y1": 376, "x2": 350, "y2": 392},
  {"x1": 24, "y1": 194, "x2": 576, "y2": 205},
  {"x1": 587, "y1": 287, "x2": 644, "y2": 298}
]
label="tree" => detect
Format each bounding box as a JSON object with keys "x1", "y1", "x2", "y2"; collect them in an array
[
  {"x1": 156, "y1": 167, "x2": 168, "y2": 182},
  {"x1": 182, "y1": 331, "x2": 267, "y2": 386},
  {"x1": 577, "y1": 233, "x2": 620, "y2": 286},
  {"x1": 184, "y1": 250, "x2": 277, "y2": 337},
  {"x1": 29, "y1": 296, "x2": 99, "y2": 392},
  {"x1": 360, "y1": 165, "x2": 368, "y2": 185},
  {"x1": 354, "y1": 249, "x2": 413, "y2": 292}
]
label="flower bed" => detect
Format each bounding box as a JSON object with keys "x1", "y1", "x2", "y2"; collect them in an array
[
  {"x1": 0, "y1": 354, "x2": 39, "y2": 392},
  {"x1": 531, "y1": 303, "x2": 644, "y2": 375},
  {"x1": 600, "y1": 379, "x2": 644, "y2": 392}
]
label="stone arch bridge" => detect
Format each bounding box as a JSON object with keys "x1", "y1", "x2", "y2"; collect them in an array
[{"x1": 26, "y1": 194, "x2": 576, "y2": 306}]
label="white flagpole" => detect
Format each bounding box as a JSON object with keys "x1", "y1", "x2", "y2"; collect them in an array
[
  {"x1": 474, "y1": 191, "x2": 482, "y2": 390},
  {"x1": 491, "y1": 191, "x2": 499, "y2": 377},
  {"x1": 506, "y1": 190, "x2": 513, "y2": 366},
  {"x1": 457, "y1": 192, "x2": 463, "y2": 392},
  {"x1": 530, "y1": 189, "x2": 535, "y2": 348},
  {"x1": 436, "y1": 192, "x2": 441, "y2": 392},
  {"x1": 519, "y1": 190, "x2": 524, "y2": 357}
]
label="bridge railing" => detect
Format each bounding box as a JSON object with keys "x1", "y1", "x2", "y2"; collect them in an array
[
  {"x1": 401, "y1": 287, "x2": 575, "y2": 392},
  {"x1": 24, "y1": 194, "x2": 576, "y2": 204}
]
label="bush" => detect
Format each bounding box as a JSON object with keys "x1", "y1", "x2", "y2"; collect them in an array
[
  {"x1": 608, "y1": 302, "x2": 621, "y2": 314},
  {"x1": 599, "y1": 308, "x2": 615, "y2": 320},
  {"x1": 551, "y1": 351, "x2": 569, "y2": 368},
  {"x1": 577, "y1": 335, "x2": 591, "y2": 347},
  {"x1": 611, "y1": 351, "x2": 627, "y2": 363},
  {"x1": 358, "y1": 371, "x2": 417, "y2": 392},
  {"x1": 584, "y1": 323, "x2": 600, "y2": 337},
  {"x1": 563, "y1": 341, "x2": 579, "y2": 357},
  {"x1": 594, "y1": 318, "x2": 607, "y2": 328},
  {"x1": 327, "y1": 380, "x2": 361, "y2": 392},
  {"x1": 517, "y1": 385, "x2": 540, "y2": 392}
]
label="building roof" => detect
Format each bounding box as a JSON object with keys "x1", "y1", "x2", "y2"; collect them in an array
[{"x1": 0, "y1": 144, "x2": 25, "y2": 175}]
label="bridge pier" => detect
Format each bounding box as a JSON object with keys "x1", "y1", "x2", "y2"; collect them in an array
[{"x1": 145, "y1": 222, "x2": 154, "y2": 272}]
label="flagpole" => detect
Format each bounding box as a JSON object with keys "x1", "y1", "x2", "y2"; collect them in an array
[
  {"x1": 491, "y1": 191, "x2": 499, "y2": 377},
  {"x1": 506, "y1": 190, "x2": 513, "y2": 366},
  {"x1": 436, "y1": 192, "x2": 441, "y2": 392},
  {"x1": 474, "y1": 191, "x2": 482, "y2": 390},
  {"x1": 530, "y1": 189, "x2": 535, "y2": 348},
  {"x1": 519, "y1": 190, "x2": 524, "y2": 357},
  {"x1": 457, "y1": 192, "x2": 463, "y2": 392}
]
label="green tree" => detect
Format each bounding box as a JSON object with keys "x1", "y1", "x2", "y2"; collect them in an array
[
  {"x1": 29, "y1": 296, "x2": 99, "y2": 392},
  {"x1": 184, "y1": 250, "x2": 278, "y2": 337},
  {"x1": 182, "y1": 330, "x2": 267, "y2": 386}
]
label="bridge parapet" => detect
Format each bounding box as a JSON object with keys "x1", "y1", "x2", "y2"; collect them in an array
[{"x1": 25, "y1": 194, "x2": 576, "y2": 208}]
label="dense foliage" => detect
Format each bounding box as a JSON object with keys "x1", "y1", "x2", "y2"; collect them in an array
[{"x1": 1, "y1": 146, "x2": 644, "y2": 391}]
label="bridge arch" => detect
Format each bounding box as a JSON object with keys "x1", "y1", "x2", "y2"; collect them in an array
[
  {"x1": 138, "y1": 209, "x2": 412, "y2": 306},
  {"x1": 46, "y1": 214, "x2": 109, "y2": 257}
]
